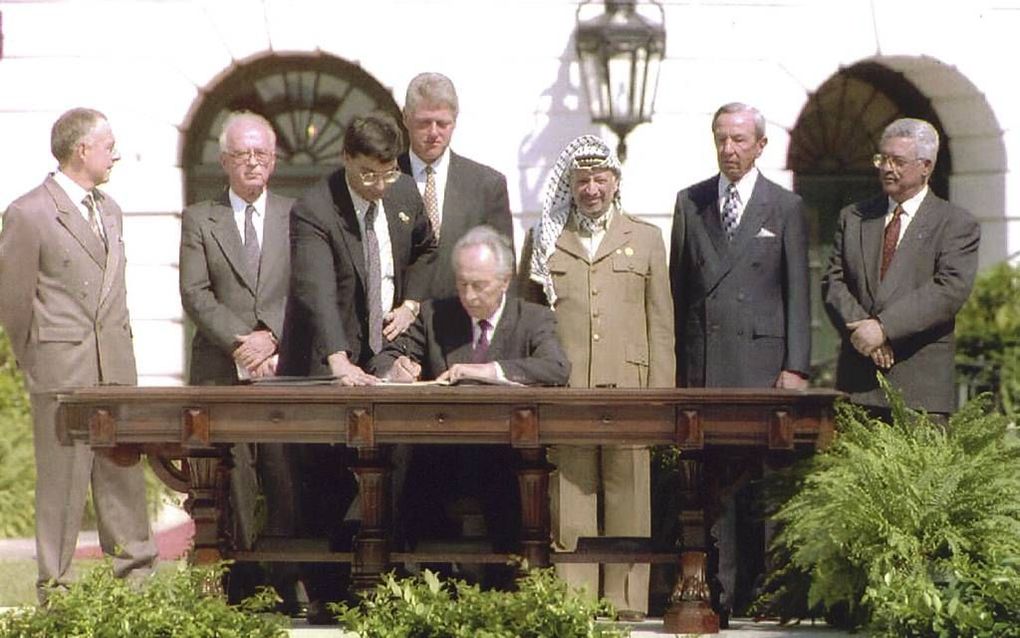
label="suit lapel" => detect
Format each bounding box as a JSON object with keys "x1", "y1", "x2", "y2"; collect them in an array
[
  {"x1": 554, "y1": 216, "x2": 590, "y2": 263},
  {"x1": 727, "y1": 178, "x2": 773, "y2": 253},
  {"x1": 441, "y1": 152, "x2": 467, "y2": 242},
  {"x1": 208, "y1": 190, "x2": 257, "y2": 293},
  {"x1": 444, "y1": 302, "x2": 476, "y2": 366},
  {"x1": 93, "y1": 190, "x2": 121, "y2": 306},
  {"x1": 330, "y1": 170, "x2": 368, "y2": 291},
  {"x1": 45, "y1": 178, "x2": 107, "y2": 269},
  {"x1": 876, "y1": 192, "x2": 943, "y2": 303},
  {"x1": 487, "y1": 296, "x2": 518, "y2": 360},
  {"x1": 859, "y1": 196, "x2": 887, "y2": 307},
  {"x1": 259, "y1": 191, "x2": 290, "y2": 297}
]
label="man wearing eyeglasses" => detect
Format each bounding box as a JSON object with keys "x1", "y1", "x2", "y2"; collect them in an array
[
  {"x1": 178, "y1": 111, "x2": 299, "y2": 611},
  {"x1": 277, "y1": 111, "x2": 436, "y2": 622},
  {"x1": 823, "y1": 118, "x2": 979, "y2": 418}
]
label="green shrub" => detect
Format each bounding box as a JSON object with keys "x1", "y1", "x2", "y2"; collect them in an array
[
  {"x1": 956, "y1": 261, "x2": 1020, "y2": 416},
  {"x1": 334, "y1": 567, "x2": 629, "y2": 638},
  {"x1": 760, "y1": 379, "x2": 1020, "y2": 637},
  {"x1": 0, "y1": 561, "x2": 287, "y2": 637}
]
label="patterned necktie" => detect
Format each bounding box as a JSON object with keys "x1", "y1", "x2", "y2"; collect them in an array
[
  {"x1": 880, "y1": 205, "x2": 904, "y2": 280},
  {"x1": 364, "y1": 202, "x2": 383, "y2": 353},
  {"x1": 423, "y1": 164, "x2": 441, "y2": 238},
  {"x1": 472, "y1": 319, "x2": 491, "y2": 363},
  {"x1": 243, "y1": 204, "x2": 261, "y2": 283},
  {"x1": 82, "y1": 192, "x2": 107, "y2": 250},
  {"x1": 721, "y1": 183, "x2": 740, "y2": 241}
]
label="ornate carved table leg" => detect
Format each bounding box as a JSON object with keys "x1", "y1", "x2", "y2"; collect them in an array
[
  {"x1": 664, "y1": 550, "x2": 720, "y2": 633},
  {"x1": 516, "y1": 446, "x2": 552, "y2": 569},
  {"x1": 351, "y1": 446, "x2": 391, "y2": 593},
  {"x1": 183, "y1": 448, "x2": 232, "y2": 566}
]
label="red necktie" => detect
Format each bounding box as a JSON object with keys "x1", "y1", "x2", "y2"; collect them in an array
[{"x1": 880, "y1": 205, "x2": 903, "y2": 280}]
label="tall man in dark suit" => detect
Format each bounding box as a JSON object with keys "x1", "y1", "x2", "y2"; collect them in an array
[
  {"x1": 670, "y1": 102, "x2": 811, "y2": 618},
  {"x1": 370, "y1": 225, "x2": 568, "y2": 564},
  {"x1": 0, "y1": 108, "x2": 157, "y2": 602},
  {"x1": 397, "y1": 72, "x2": 513, "y2": 300},
  {"x1": 822, "y1": 117, "x2": 979, "y2": 417},
  {"x1": 277, "y1": 111, "x2": 435, "y2": 621},
  {"x1": 178, "y1": 111, "x2": 298, "y2": 610},
  {"x1": 671, "y1": 102, "x2": 811, "y2": 390}
]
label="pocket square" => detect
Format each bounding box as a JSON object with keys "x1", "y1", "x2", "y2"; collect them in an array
[{"x1": 756, "y1": 228, "x2": 777, "y2": 238}]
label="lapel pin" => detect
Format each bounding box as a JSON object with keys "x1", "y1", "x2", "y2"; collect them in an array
[
  {"x1": 398, "y1": 211, "x2": 410, "y2": 224},
  {"x1": 624, "y1": 246, "x2": 634, "y2": 256}
]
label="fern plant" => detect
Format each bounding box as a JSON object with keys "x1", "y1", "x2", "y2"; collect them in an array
[{"x1": 761, "y1": 379, "x2": 1020, "y2": 637}]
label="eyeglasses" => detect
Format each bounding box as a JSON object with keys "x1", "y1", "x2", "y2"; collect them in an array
[
  {"x1": 872, "y1": 153, "x2": 923, "y2": 171},
  {"x1": 225, "y1": 148, "x2": 275, "y2": 166},
  {"x1": 357, "y1": 169, "x2": 401, "y2": 187}
]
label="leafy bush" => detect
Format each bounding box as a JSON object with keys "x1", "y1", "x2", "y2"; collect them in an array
[
  {"x1": 0, "y1": 328, "x2": 169, "y2": 538},
  {"x1": 760, "y1": 379, "x2": 1020, "y2": 637},
  {"x1": 334, "y1": 567, "x2": 629, "y2": 638},
  {"x1": 0, "y1": 561, "x2": 287, "y2": 637},
  {"x1": 956, "y1": 261, "x2": 1020, "y2": 416}
]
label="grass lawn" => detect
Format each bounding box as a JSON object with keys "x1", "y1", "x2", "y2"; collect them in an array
[{"x1": 0, "y1": 559, "x2": 187, "y2": 608}]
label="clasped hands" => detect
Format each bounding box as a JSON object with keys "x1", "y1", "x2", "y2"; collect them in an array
[
  {"x1": 233, "y1": 329, "x2": 277, "y2": 378},
  {"x1": 846, "y1": 318, "x2": 894, "y2": 370}
]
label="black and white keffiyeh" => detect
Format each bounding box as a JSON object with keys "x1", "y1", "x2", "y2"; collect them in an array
[{"x1": 528, "y1": 135, "x2": 621, "y2": 305}]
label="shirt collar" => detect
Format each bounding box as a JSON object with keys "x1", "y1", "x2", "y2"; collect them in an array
[
  {"x1": 52, "y1": 170, "x2": 91, "y2": 208},
  {"x1": 719, "y1": 166, "x2": 760, "y2": 204},
  {"x1": 228, "y1": 188, "x2": 268, "y2": 217},
  {"x1": 888, "y1": 185, "x2": 928, "y2": 218},
  {"x1": 345, "y1": 178, "x2": 377, "y2": 221},
  {"x1": 477, "y1": 292, "x2": 507, "y2": 331},
  {"x1": 409, "y1": 147, "x2": 450, "y2": 178}
]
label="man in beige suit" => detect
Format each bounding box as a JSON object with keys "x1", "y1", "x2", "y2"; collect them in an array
[
  {"x1": 0, "y1": 107, "x2": 157, "y2": 601},
  {"x1": 520, "y1": 135, "x2": 674, "y2": 618},
  {"x1": 179, "y1": 111, "x2": 298, "y2": 610}
]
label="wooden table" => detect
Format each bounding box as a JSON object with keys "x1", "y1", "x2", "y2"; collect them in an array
[{"x1": 57, "y1": 384, "x2": 840, "y2": 633}]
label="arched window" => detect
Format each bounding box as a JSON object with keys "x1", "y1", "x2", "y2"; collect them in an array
[
  {"x1": 788, "y1": 62, "x2": 950, "y2": 378},
  {"x1": 183, "y1": 54, "x2": 402, "y2": 203}
]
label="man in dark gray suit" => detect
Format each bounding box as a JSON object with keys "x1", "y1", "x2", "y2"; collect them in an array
[
  {"x1": 370, "y1": 225, "x2": 568, "y2": 568},
  {"x1": 669, "y1": 102, "x2": 811, "y2": 619},
  {"x1": 178, "y1": 111, "x2": 298, "y2": 610},
  {"x1": 671, "y1": 102, "x2": 811, "y2": 390},
  {"x1": 823, "y1": 117, "x2": 979, "y2": 417},
  {"x1": 277, "y1": 111, "x2": 436, "y2": 621},
  {"x1": 397, "y1": 72, "x2": 513, "y2": 300}
]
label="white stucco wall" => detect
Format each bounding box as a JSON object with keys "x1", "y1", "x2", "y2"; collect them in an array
[{"x1": 0, "y1": 0, "x2": 1017, "y2": 385}]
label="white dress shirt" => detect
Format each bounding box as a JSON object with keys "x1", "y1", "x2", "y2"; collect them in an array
[
  {"x1": 409, "y1": 148, "x2": 450, "y2": 228},
  {"x1": 886, "y1": 185, "x2": 928, "y2": 248},
  {"x1": 347, "y1": 183, "x2": 395, "y2": 314},
  {"x1": 718, "y1": 166, "x2": 760, "y2": 230}
]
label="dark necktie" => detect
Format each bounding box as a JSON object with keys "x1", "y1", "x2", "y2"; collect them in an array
[
  {"x1": 721, "y1": 183, "x2": 740, "y2": 241},
  {"x1": 423, "y1": 165, "x2": 440, "y2": 238},
  {"x1": 472, "y1": 319, "x2": 491, "y2": 363},
  {"x1": 364, "y1": 202, "x2": 383, "y2": 353},
  {"x1": 880, "y1": 205, "x2": 904, "y2": 280},
  {"x1": 243, "y1": 204, "x2": 261, "y2": 283},
  {"x1": 82, "y1": 192, "x2": 107, "y2": 251}
]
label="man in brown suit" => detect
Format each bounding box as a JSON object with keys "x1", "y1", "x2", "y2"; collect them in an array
[
  {"x1": 0, "y1": 108, "x2": 157, "y2": 601},
  {"x1": 521, "y1": 135, "x2": 674, "y2": 618}
]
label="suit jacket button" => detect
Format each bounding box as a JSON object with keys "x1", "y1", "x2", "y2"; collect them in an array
[{"x1": 593, "y1": 333, "x2": 600, "y2": 341}]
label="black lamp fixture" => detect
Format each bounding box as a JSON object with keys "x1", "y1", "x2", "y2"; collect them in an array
[{"x1": 574, "y1": 0, "x2": 666, "y2": 161}]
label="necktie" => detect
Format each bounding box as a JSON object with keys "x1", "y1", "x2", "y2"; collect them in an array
[
  {"x1": 880, "y1": 205, "x2": 904, "y2": 280},
  {"x1": 364, "y1": 202, "x2": 383, "y2": 353},
  {"x1": 472, "y1": 319, "x2": 491, "y2": 363},
  {"x1": 721, "y1": 183, "x2": 740, "y2": 241},
  {"x1": 423, "y1": 164, "x2": 441, "y2": 238},
  {"x1": 243, "y1": 204, "x2": 261, "y2": 283},
  {"x1": 82, "y1": 193, "x2": 107, "y2": 250}
]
